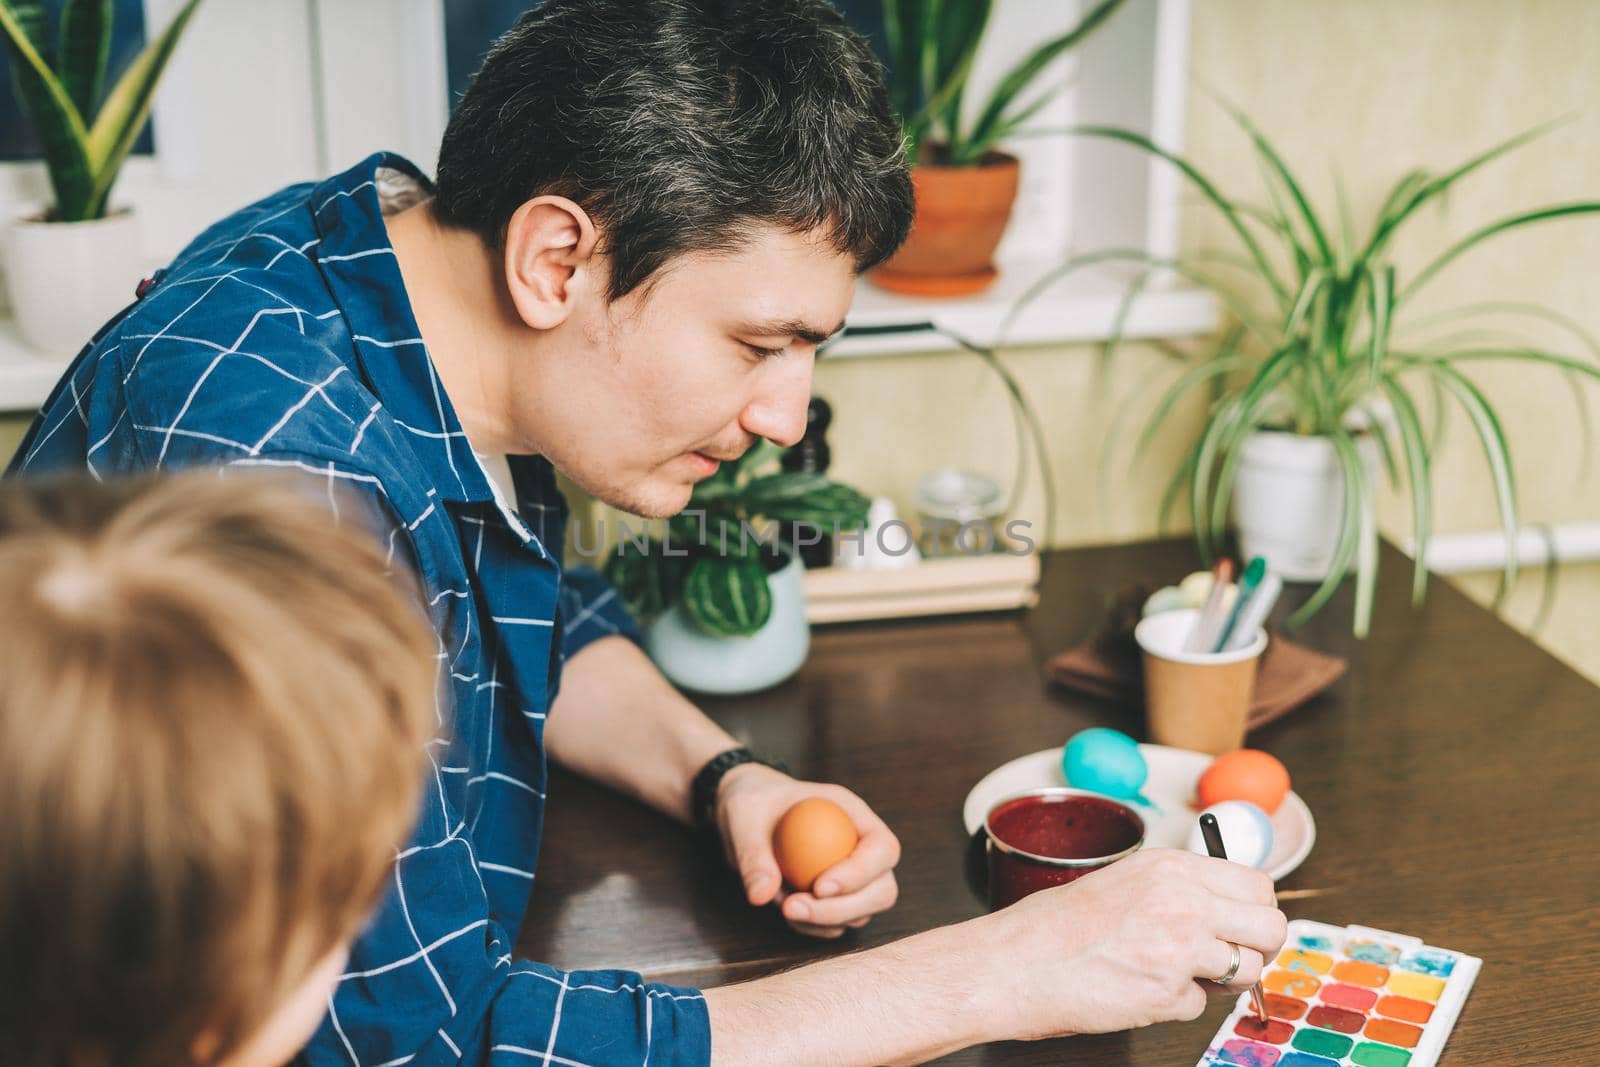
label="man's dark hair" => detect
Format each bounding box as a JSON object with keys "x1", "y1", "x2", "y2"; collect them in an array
[{"x1": 434, "y1": 0, "x2": 914, "y2": 301}]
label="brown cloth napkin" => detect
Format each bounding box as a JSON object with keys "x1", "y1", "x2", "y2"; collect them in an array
[{"x1": 1046, "y1": 586, "x2": 1348, "y2": 731}]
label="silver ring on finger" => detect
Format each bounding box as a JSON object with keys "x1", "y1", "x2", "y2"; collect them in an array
[{"x1": 1211, "y1": 941, "x2": 1242, "y2": 985}]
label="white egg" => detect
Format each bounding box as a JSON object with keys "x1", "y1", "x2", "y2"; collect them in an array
[
  {"x1": 1186, "y1": 800, "x2": 1275, "y2": 869},
  {"x1": 1177, "y1": 571, "x2": 1239, "y2": 614}
]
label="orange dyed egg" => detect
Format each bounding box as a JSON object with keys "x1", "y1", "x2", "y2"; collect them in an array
[
  {"x1": 773, "y1": 797, "x2": 859, "y2": 891},
  {"x1": 1197, "y1": 749, "x2": 1291, "y2": 814}
]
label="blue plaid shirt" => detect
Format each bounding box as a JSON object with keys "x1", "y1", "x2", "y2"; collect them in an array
[{"x1": 11, "y1": 154, "x2": 712, "y2": 1066}]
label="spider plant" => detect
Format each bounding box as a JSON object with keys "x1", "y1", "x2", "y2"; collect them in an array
[
  {"x1": 1003, "y1": 112, "x2": 1600, "y2": 636},
  {"x1": 883, "y1": 0, "x2": 1124, "y2": 165},
  {"x1": 604, "y1": 443, "x2": 869, "y2": 638},
  {"x1": 0, "y1": 0, "x2": 204, "y2": 221}
]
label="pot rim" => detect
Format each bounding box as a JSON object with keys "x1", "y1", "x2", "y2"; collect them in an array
[
  {"x1": 983, "y1": 787, "x2": 1145, "y2": 867},
  {"x1": 910, "y1": 148, "x2": 1020, "y2": 173}
]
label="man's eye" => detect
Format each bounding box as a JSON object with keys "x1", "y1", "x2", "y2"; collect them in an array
[{"x1": 743, "y1": 341, "x2": 786, "y2": 359}]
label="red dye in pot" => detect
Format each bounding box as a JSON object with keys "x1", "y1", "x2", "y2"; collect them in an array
[{"x1": 983, "y1": 789, "x2": 1144, "y2": 909}]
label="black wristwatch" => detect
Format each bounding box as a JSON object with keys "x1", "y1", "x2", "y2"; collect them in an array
[{"x1": 690, "y1": 746, "x2": 790, "y2": 830}]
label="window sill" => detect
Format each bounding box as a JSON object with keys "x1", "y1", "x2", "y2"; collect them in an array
[{"x1": 827, "y1": 258, "x2": 1219, "y2": 359}]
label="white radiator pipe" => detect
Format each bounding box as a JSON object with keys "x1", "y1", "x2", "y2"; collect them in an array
[{"x1": 1404, "y1": 522, "x2": 1600, "y2": 574}]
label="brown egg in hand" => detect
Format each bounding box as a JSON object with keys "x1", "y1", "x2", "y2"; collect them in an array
[{"x1": 773, "y1": 797, "x2": 859, "y2": 891}]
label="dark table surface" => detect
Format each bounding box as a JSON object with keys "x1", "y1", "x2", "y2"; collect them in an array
[{"x1": 518, "y1": 540, "x2": 1600, "y2": 1064}]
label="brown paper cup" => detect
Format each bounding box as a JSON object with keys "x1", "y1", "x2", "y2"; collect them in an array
[{"x1": 1134, "y1": 608, "x2": 1268, "y2": 755}]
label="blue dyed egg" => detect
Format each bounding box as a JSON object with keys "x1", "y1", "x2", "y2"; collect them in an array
[
  {"x1": 1186, "y1": 800, "x2": 1275, "y2": 869},
  {"x1": 1062, "y1": 728, "x2": 1148, "y2": 798}
]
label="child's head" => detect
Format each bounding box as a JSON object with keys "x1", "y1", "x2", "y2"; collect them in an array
[{"x1": 0, "y1": 472, "x2": 438, "y2": 1067}]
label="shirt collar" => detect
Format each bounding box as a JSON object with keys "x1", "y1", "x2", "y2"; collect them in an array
[{"x1": 309, "y1": 154, "x2": 554, "y2": 557}]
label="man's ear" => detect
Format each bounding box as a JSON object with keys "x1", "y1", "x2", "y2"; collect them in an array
[{"x1": 503, "y1": 195, "x2": 600, "y2": 330}]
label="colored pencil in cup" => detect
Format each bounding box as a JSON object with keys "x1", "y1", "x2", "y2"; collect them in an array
[
  {"x1": 1184, "y1": 558, "x2": 1235, "y2": 654},
  {"x1": 1213, "y1": 556, "x2": 1266, "y2": 653}
]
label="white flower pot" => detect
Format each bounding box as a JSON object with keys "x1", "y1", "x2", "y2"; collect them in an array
[
  {"x1": 1232, "y1": 431, "x2": 1379, "y2": 582},
  {"x1": 2, "y1": 208, "x2": 143, "y2": 357},
  {"x1": 644, "y1": 550, "x2": 810, "y2": 695}
]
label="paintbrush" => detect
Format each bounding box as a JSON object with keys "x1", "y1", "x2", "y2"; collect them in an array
[{"x1": 1199, "y1": 811, "x2": 1270, "y2": 1024}]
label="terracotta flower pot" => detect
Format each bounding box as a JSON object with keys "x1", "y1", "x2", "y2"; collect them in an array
[{"x1": 870, "y1": 150, "x2": 1021, "y2": 298}]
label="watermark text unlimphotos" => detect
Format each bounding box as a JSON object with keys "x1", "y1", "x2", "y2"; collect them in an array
[{"x1": 569, "y1": 510, "x2": 1037, "y2": 560}]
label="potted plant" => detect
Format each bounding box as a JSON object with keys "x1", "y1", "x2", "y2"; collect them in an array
[
  {"x1": 0, "y1": 0, "x2": 203, "y2": 354},
  {"x1": 1009, "y1": 113, "x2": 1600, "y2": 635},
  {"x1": 869, "y1": 0, "x2": 1125, "y2": 297},
  {"x1": 604, "y1": 442, "x2": 870, "y2": 694}
]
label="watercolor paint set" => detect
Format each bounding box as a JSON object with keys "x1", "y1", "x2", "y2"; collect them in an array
[{"x1": 1197, "y1": 920, "x2": 1481, "y2": 1067}]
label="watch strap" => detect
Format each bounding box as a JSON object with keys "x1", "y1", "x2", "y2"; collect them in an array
[{"x1": 690, "y1": 746, "x2": 789, "y2": 829}]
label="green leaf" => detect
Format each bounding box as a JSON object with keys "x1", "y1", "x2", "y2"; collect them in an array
[
  {"x1": 1131, "y1": 352, "x2": 1245, "y2": 468},
  {"x1": 741, "y1": 473, "x2": 868, "y2": 520},
  {"x1": 928, "y1": 0, "x2": 988, "y2": 151},
  {"x1": 1424, "y1": 362, "x2": 1521, "y2": 595},
  {"x1": 0, "y1": 0, "x2": 93, "y2": 218},
  {"x1": 1286, "y1": 428, "x2": 1366, "y2": 628},
  {"x1": 1365, "y1": 264, "x2": 1393, "y2": 392},
  {"x1": 1399, "y1": 202, "x2": 1600, "y2": 305},
  {"x1": 961, "y1": 0, "x2": 1125, "y2": 159},
  {"x1": 1333, "y1": 166, "x2": 1356, "y2": 271},
  {"x1": 1204, "y1": 344, "x2": 1305, "y2": 544},
  {"x1": 1157, "y1": 436, "x2": 1202, "y2": 536},
  {"x1": 1226, "y1": 102, "x2": 1335, "y2": 269},
  {"x1": 1361, "y1": 120, "x2": 1564, "y2": 267},
  {"x1": 1358, "y1": 411, "x2": 1400, "y2": 489},
  {"x1": 1352, "y1": 462, "x2": 1379, "y2": 638},
  {"x1": 9, "y1": 0, "x2": 51, "y2": 65},
  {"x1": 603, "y1": 535, "x2": 691, "y2": 622},
  {"x1": 83, "y1": 0, "x2": 204, "y2": 218},
  {"x1": 1189, "y1": 395, "x2": 1243, "y2": 560},
  {"x1": 882, "y1": 0, "x2": 926, "y2": 124},
  {"x1": 682, "y1": 555, "x2": 773, "y2": 637},
  {"x1": 1069, "y1": 125, "x2": 1291, "y2": 304},
  {"x1": 58, "y1": 0, "x2": 109, "y2": 120},
  {"x1": 1379, "y1": 374, "x2": 1433, "y2": 606}
]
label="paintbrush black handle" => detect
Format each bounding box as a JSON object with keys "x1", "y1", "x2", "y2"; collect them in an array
[{"x1": 1199, "y1": 812, "x2": 1229, "y2": 860}]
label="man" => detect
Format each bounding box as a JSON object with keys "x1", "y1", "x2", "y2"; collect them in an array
[{"x1": 12, "y1": 1, "x2": 1285, "y2": 1063}]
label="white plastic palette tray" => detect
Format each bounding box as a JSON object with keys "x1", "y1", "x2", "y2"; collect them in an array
[{"x1": 1197, "y1": 919, "x2": 1482, "y2": 1067}]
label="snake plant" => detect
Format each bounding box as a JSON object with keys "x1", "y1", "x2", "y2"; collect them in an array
[
  {"x1": 604, "y1": 443, "x2": 869, "y2": 638},
  {"x1": 882, "y1": 0, "x2": 1124, "y2": 165},
  {"x1": 0, "y1": 0, "x2": 203, "y2": 221},
  {"x1": 1003, "y1": 111, "x2": 1600, "y2": 637}
]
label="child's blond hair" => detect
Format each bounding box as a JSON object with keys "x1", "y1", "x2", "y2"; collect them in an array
[{"x1": 0, "y1": 472, "x2": 438, "y2": 1067}]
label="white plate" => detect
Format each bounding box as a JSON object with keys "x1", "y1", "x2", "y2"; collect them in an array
[{"x1": 962, "y1": 744, "x2": 1316, "y2": 881}]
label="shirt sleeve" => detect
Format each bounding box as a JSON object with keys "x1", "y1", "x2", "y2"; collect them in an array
[
  {"x1": 303, "y1": 747, "x2": 712, "y2": 1066},
  {"x1": 559, "y1": 562, "x2": 644, "y2": 662}
]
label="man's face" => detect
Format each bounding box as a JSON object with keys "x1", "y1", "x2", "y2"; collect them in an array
[{"x1": 511, "y1": 224, "x2": 854, "y2": 518}]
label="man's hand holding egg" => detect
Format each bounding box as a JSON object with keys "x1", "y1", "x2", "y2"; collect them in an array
[{"x1": 713, "y1": 762, "x2": 901, "y2": 939}]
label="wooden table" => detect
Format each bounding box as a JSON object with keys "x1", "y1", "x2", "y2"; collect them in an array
[{"x1": 519, "y1": 541, "x2": 1600, "y2": 1063}]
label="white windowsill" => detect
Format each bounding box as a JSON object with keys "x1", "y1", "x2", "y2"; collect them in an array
[
  {"x1": 827, "y1": 258, "x2": 1218, "y2": 359},
  {"x1": 0, "y1": 259, "x2": 1221, "y2": 413}
]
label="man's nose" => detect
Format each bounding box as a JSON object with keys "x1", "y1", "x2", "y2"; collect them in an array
[{"x1": 740, "y1": 356, "x2": 815, "y2": 448}]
